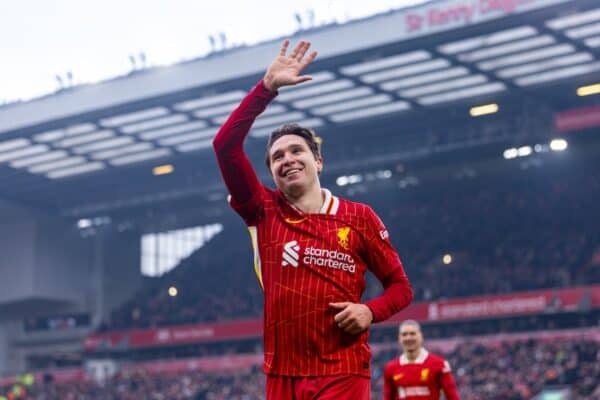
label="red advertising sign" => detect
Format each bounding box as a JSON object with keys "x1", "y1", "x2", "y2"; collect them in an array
[
  {"x1": 84, "y1": 286, "x2": 599, "y2": 351},
  {"x1": 387, "y1": 286, "x2": 588, "y2": 324},
  {"x1": 84, "y1": 318, "x2": 261, "y2": 351},
  {"x1": 555, "y1": 105, "x2": 600, "y2": 132}
]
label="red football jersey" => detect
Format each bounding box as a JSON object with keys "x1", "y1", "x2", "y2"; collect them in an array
[
  {"x1": 383, "y1": 349, "x2": 459, "y2": 400},
  {"x1": 213, "y1": 81, "x2": 413, "y2": 377}
]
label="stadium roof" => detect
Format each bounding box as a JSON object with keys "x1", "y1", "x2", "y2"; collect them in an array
[{"x1": 0, "y1": 0, "x2": 599, "y2": 216}]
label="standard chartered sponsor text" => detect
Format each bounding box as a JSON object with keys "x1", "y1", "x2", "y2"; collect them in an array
[
  {"x1": 172, "y1": 328, "x2": 214, "y2": 340},
  {"x1": 303, "y1": 246, "x2": 356, "y2": 273}
]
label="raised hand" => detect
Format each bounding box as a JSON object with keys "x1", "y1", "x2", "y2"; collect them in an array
[{"x1": 263, "y1": 40, "x2": 318, "y2": 92}]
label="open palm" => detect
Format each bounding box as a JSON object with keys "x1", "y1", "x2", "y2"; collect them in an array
[{"x1": 263, "y1": 40, "x2": 318, "y2": 92}]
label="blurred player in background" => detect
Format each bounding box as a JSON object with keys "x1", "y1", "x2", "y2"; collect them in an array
[
  {"x1": 213, "y1": 40, "x2": 413, "y2": 399},
  {"x1": 384, "y1": 320, "x2": 459, "y2": 400}
]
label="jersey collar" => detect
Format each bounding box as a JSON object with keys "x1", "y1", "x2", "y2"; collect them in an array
[
  {"x1": 278, "y1": 188, "x2": 339, "y2": 216},
  {"x1": 400, "y1": 348, "x2": 429, "y2": 365},
  {"x1": 319, "y1": 188, "x2": 339, "y2": 215}
]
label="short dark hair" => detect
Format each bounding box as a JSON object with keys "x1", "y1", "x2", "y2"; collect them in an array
[
  {"x1": 265, "y1": 123, "x2": 322, "y2": 168},
  {"x1": 399, "y1": 320, "x2": 422, "y2": 333}
]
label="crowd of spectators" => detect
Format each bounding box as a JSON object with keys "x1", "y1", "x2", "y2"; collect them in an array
[
  {"x1": 103, "y1": 162, "x2": 600, "y2": 331},
  {"x1": 364, "y1": 165, "x2": 599, "y2": 302},
  {"x1": 6, "y1": 369, "x2": 264, "y2": 400},
  {"x1": 373, "y1": 338, "x2": 600, "y2": 399},
  {"x1": 6, "y1": 337, "x2": 598, "y2": 399}
]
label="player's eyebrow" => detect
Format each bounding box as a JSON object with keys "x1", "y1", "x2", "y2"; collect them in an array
[
  {"x1": 271, "y1": 149, "x2": 282, "y2": 159},
  {"x1": 271, "y1": 143, "x2": 305, "y2": 159}
]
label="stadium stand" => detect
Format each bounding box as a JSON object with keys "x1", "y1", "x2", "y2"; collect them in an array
[{"x1": 102, "y1": 161, "x2": 600, "y2": 330}]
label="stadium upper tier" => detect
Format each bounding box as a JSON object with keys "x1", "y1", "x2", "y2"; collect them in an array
[{"x1": 0, "y1": 0, "x2": 598, "y2": 214}]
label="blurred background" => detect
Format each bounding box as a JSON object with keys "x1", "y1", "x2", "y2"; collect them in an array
[{"x1": 0, "y1": 0, "x2": 599, "y2": 399}]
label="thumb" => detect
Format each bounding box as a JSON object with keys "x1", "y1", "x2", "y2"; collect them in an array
[
  {"x1": 329, "y1": 302, "x2": 351, "y2": 309},
  {"x1": 293, "y1": 75, "x2": 313, "y2": 84}
]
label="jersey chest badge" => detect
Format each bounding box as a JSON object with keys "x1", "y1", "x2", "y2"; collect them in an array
[{"x1": 337, "y1": 226, "x2": 351, "y2": 249}]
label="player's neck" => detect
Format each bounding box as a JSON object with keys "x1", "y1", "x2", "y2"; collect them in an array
[
  {"x1": 405, "y1": 348, "x2": 421, "y2": 362},
  {"x1": 285, "y1": 184, "x2": 324, "y2": 214}
]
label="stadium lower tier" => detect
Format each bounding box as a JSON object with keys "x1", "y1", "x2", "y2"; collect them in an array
[{"x1": 2, "y1": 328, "x2": 598, "y2": 400}]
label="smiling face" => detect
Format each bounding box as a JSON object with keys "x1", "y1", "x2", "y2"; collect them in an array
[
  {"x1": 399, "y1": 322, "x2": 423, "y2": 354},
  {"x1": 268, "y1": 134, "x2": 323, "y2": 197}
]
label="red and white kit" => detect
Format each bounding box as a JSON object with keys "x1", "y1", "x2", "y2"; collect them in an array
[
  {"x1": 213, "y1": 80, "x2": 413, "y2": 378},
  {"x1": 384, "y1": 349, "x2": 459, "y2": 400}
]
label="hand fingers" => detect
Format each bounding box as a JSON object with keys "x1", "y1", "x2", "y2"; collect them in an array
[
  {"x1": 331, "y1": 303, "x2": 371, "y2": 334},
  {"x1": 289, "y1": 40, "x2": 308, "y2": 60},
  {"x1": 339, "y1": 319, "x2": 353, "y2": 330},
  {"x1": 347, "y1": 323, "x2": 363, "y2": 335},
  {"x1": 343, "y1": 321, "x2": 358, "y2": 333},
  {"x1": 334, "y1": 308, "x2": 352, "y2": 323},
  {"x1": 295, "y1": 41, "x2": 311, "y2": 61},
  {"x1": 336, "y1": 310, "x2": 353, "y2": 327},
  {"x1": 340, "y1": 320, "x2": 363, "y2": 334},
  {"x1": 300, "y1": 51, "x2": 318, "y2": 69},
  {"x1": 279, "y1": 40, "x2": 290, "y2": 57},
  {"x1": 329, "y1": 302, "x2": 351, "y2": 309}
]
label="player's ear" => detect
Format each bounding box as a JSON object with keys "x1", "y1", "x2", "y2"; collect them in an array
[{"x1": 316, "y1": 157, "x2": 323, "y2": 175}]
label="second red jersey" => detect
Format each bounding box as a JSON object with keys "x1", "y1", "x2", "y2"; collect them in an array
[{"x1": 383, "y1": 349, "x2": 459, "y2": 400}]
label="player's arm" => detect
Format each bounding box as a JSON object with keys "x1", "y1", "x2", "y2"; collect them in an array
[
  {"x1": 440, "y1": 360, "x2": 460, "y2": 400},
  {"x1": 363, "y1": 207, "x2": 413, "y2": 322},
  {"x1": 212, "y1": 81, "x2": 273, "y2": 212},
  {"x1": 213, "y1": 40, "x2": 317, "y2": 210}
]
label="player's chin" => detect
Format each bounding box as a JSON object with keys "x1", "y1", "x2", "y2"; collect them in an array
[{"x1": 280, "y1": 178, "x2": 306, "y2": 192}]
